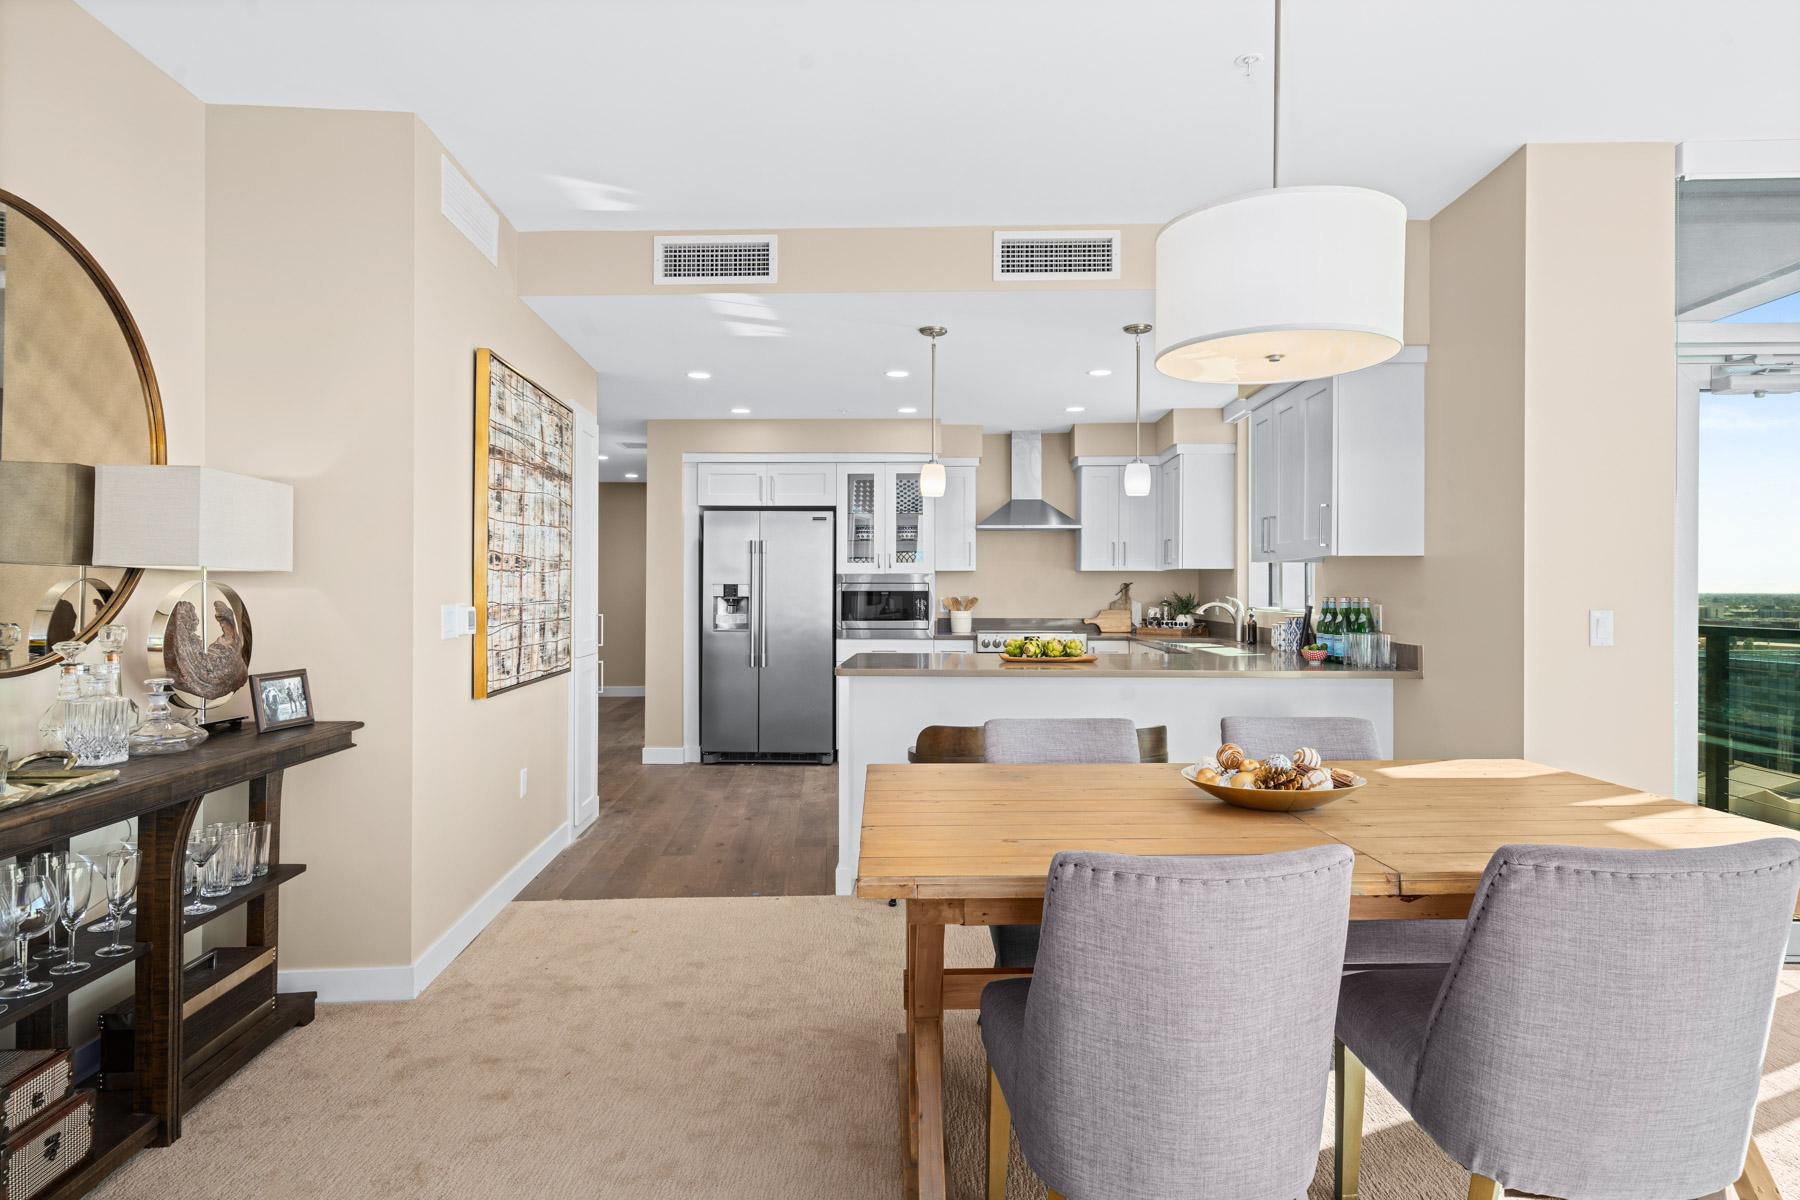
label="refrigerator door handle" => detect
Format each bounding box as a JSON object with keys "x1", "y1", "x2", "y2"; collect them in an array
[
  {"x1": 748, "y1": 540, "x2": 760, "y2": 668},
  {"x1": 756, "y1": 539, "x2": 769, "y2": 668}
]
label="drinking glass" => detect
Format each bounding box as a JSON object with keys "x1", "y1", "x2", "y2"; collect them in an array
[
  {"x1": 229, "y1": 824, "x2": 255, "y2": 887},
  {"x1": 96, "y1": 851, "x2": 139, "y2": 959},
  {"x1": 2, "y1": 872, "x2": 56, "y2": 999},
  {"x1": 204, "y1": 825, "x2": 240, "y2": 897},
  {"x1": 48, "y1": 855, "x2": 96, "y2": 977},
  {"x1": 29, "y1": 853, "x2": 64, "y2": 962},
  {"x1": 247, "y1": 821, "x2": 273, "y2": 878},
  {"x1": 184, "y1": 829, "x2": 220, "y2": 916},
  {"x1": 91, "y1": 822, "x2": 137, "y2": 932}
]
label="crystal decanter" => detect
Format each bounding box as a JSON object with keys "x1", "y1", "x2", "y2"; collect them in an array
[
  {"x1": 37, "y1": 641, "x2": 92, "y2": 753},
  {"x1": 69, "y1": 668, "x2": 133, "y2": 767},
  {"x1": 128, "y1": 678, "x2": 208, "y2": 755}
]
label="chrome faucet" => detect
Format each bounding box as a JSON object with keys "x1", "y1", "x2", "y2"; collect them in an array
[{"x1": 1196, "y1": 597, "x2": 1246, "y2": 644}]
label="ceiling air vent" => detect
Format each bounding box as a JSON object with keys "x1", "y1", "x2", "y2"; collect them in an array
[
  {"x1": 654, "y1": 235, "x2": 778, "y2": 285},
  {"x1": 993, "y1": 230, "x2": 1120, "y2": 281}
]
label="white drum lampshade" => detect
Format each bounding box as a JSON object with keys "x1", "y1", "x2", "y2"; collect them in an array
[
  {"x1": 91, "y1": 466, "x2": 293, "y2": 572},
  {"x1": 1155, "y1": 186, "x2": 1406, "y2": 385}
]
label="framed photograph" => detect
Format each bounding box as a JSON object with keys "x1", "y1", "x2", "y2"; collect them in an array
[
  {"x1": 249, "y1": 669, "x2": 315, "y2": 733},
  {"x1": 472, "y1": 348, "x2": 574, "y2": 699}
]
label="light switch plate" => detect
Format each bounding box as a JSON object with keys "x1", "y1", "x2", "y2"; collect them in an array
[
  {"x1": 440, "y1": 604, "x2": 477, "y2": 639},
  {"x1": 1589, "y1": 609, "x2": 1614, "y2": 647}
]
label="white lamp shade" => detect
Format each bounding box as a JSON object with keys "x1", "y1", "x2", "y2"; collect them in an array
[
  {"x1": 1155, "y1": 186, "x2": 1406, "y2": 385},
  {"x1": 918, "y1": 460, "x2": 946, "y2": 499},
  {"x1": 1121, "y1": 460, "x2": 1153, "y2": 497},
  {"x1": 92, "y1": 465, "x2": 294, "y2": 572}
]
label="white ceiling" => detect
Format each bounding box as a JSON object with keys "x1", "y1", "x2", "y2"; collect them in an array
[
  {"x1": 79, "y1": 0, "x2": 1800, "y2": 232},
  {"x1": 527, "y1": 291, "x2": 1236, "y2": 481}
]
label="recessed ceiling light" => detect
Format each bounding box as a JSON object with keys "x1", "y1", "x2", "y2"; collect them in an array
[
  {"x1": 687, "y1": 370, "x2": 712, "y2": 380},
  {"x1": 597, "y1": 453, "x2": 609, "y2": 461},
  {"x1": 885, "y1": 369, "x2": 910, "y2": 379},
  {"x1": 625, "y1": 472, "x2": 640, "y2": 479},
  {"x1": 1066, "y1": 405, "x2": 1086, "y2": 413},
  {"x1": 1087, "y1": 368, "x2": 1112, "y2": 377},
  {"x1": 897, "y1": 406, "x2": 918, "y2": 414},
  {"x1": 730, "y1": 407, "x2": 751, "y2": 415}
]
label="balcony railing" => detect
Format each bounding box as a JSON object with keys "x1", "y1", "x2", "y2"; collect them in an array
[{"x1": 1700, "y1": 622, "x2": 1800, "y2": 827}]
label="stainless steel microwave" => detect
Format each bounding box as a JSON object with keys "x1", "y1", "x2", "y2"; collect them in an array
[{"x1": 836, "y1": 575, "x2": 931, "y2": 638}]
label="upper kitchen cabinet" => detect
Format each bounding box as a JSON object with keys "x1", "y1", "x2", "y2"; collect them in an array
[
  {"x1": 932, "y1": 464, "x2": 979, "y2": 572},
  {"x1": 1157, "y1": 446, "x2": 1236, "y2": 569},
  {"x1": 837, "y1": 463, "x2": 935, "y2": 574},
  {"x1": 1247, "y1": 354, "x2": 1425, "y2": 562},
  {"x1": 1076, "y1": 463, "x2": 1158, "y2": 571},
  {"x1": 1076, "y1": 447, "x2": 1235, "y2": 572},
  {"x1": 695, "y1": 461, "x2": 837, "y2": 508}
]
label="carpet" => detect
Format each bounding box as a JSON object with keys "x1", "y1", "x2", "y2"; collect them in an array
[{"x1": 94, "y1": 897, "x2": 1800, "y2": 1198}]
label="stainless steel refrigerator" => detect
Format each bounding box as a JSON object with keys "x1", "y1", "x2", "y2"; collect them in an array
[{"x1": 700, "y1": 508, "x2": 836, "y2": 763}]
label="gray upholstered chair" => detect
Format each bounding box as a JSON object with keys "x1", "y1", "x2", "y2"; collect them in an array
[
  {"x1": 982, "y1": 846, "x2": 1354, "y2": 1200},
  {"x1": 1334, "y1": 840, "x2": 1800, "y2": 1200},
  {"x1": 981, "y1": 719, "x2": 1141, "y2": 970},
  {"x1": 1219, "y1": 715, "x2": 1463, "y2": 970}
]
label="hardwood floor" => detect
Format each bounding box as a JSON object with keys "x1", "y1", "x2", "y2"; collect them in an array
[{"x1": 518, "y1": 696, "x2": 840, "y2": 900}]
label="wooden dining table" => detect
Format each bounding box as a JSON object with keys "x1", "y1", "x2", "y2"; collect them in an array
[{"x1": 854, "y1": 758, "x2": 1798, "y2": 1200}]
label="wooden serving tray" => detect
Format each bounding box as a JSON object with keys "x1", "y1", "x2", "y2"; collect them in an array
[{"x1": 998, "y1": 654, "x2": 1099, "y2": 666}]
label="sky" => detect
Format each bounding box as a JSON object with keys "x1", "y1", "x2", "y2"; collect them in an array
[{"x1": 1699, "y1": 388, "x2": 1800, "y2": 594}]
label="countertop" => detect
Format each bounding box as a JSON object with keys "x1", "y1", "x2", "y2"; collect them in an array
[{"x1": 838, "y1": 640, "x2": 1422, "y2": 680}]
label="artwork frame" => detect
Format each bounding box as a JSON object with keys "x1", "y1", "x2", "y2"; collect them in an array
[
  {"x1": 472, "y1": 348, "x2": 574, "y2": 699},
  {"x1": 249, "y1": 668, "x2": 315, "y2": 733}
]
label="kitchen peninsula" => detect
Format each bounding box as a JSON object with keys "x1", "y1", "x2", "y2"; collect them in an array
[{"x1": 831, "y1": 637, "x2": 1421, "y2": 892}]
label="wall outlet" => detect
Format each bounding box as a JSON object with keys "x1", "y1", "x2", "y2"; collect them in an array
[
  {"x1": 518, "y1": 767, "x2": 529, "y2": 798},
  {"x1": 1589, "y1": 609, "x2": 1615, "y2": 647}
]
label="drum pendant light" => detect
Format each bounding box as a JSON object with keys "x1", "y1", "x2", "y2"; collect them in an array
[
  {"x1": 1154, "y1": 0, "x2": 1405, "y2": 386},
  {"x1": 1122, "y1": 323, "x2": 1153, "y2": 497},
  {"x1": 918, "y1": 325, "x2": 947, "y2": 498}
]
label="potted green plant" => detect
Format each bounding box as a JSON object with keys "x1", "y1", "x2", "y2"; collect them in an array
[{"x1": 1166, "y1": 592, "x2": 1200, "y2": 629}]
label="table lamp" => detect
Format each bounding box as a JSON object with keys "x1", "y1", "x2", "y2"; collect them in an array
[{"x1": 91, "y1": 466, "x2": 293, "y2": 725}]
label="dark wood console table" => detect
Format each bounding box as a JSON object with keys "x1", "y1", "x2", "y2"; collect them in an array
[{"x1": 0, "y1": 719, "x2": 361, "y2": 1199}]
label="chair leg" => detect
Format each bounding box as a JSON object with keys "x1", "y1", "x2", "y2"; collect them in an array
[
  {"x1": 1736, "y1": 1137, "x2": 1780, "y2": 1200},
  {"x1": 1467, "y1": 1176, "x2": 1503, "y2": 1200},
  {"x1": 1334, "y1": 1041, "x2": 1366, "y2": 1200},
  {"x1": 987, "y1": 1067, "x2": 1010, "y2": 1200}
]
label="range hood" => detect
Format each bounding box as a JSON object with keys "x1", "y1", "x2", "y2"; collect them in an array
[{"x1": 976, "y1": 431, "x2": 1080, "y2": 531}]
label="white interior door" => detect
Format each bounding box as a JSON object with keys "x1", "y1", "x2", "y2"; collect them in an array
[{"x1": 570, "y1": 410, "x2": 600, "y2": 833}]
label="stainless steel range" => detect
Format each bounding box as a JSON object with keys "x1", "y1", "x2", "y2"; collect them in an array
[{"x1": 974, "y1": 627, "x2": 1088, "y2": 653}]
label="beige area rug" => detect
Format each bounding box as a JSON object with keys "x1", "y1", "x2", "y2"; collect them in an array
[{"x1": 94, "y1": 897, "x2": 1800, "y2": 1199}]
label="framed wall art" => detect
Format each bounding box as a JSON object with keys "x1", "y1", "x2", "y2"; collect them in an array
[{"x1": 472, "y1": 348, "x2": 574, "y2": 699}]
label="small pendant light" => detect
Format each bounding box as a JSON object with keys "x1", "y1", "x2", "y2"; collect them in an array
[
  {"x1": 1154, "y1": 0, "x2": 1405, "y2": 385},
  {"x1": 918, "y1": 325, "x2": 947, "y2": 498},
  {"x1": 1122, "y1": 323, "x2": 1153, "y2": 497}
]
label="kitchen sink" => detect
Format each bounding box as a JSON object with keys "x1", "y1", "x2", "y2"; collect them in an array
[{"x1": 1185, "y1": 645, "x2": 1261, "y2": 658}]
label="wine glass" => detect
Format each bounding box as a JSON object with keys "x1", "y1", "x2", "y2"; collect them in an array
[
  {"x1": 48, "y1": 855, "x2": 96, "y2": 976},
  {"x1": 1, "y1": 872, "x2": 56, "y2": 999},
  {"x1": 29, "y1": 853, "x2": 64, "y2": 962},
  {"x1": 183, "y1": 829, "x2": 220, "y2": 916},
  {"x1": 95, "y1": 851, "x2": 139, "y2": 959}
]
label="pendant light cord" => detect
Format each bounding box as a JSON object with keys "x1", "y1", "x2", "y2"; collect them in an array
[
  {"x1": 929, "y1": 335, "x2": 938, "y2": 462},
  {"x1": 1133, "y1": 330, "x2": 1143, "y2": 461},
  {"x1": 1271, "y1": 0, "x2": 1282, "y2": 190}
]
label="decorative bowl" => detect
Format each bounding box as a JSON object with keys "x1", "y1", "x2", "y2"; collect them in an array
[
  {"x1": 1181, "y1": 763, "x2": 1364, "y2": 812},
  {"x1": 1301, "y1": 646, "x2": 1329, "y2": 664}
]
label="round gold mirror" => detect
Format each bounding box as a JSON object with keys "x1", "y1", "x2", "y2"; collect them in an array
[{"x1": 0, "y1": 190, "x2": 166, "y2": 676}]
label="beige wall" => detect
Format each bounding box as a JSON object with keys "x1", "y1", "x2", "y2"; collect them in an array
[
  {"x1": 1518, "y1": 143, "x2": 1676, "y2": 794},
  {"x1": 934, "y1": 432, "x2": 1232, "y2": 618},
  {"x1": 1319, "y1": 144, "x2": 1678, "y2": 795},
  {"x1": 406, "y1": 120, "x2": 597, "y2": 960},
  {"x1": 204, "y1": 105, "x2": 420, "y2": 970},
  {"x1": 1318, "y1": 150, "x2": 1529, "y2": 760},
  {"x1": 599, "y1": 483, "x2": 647, "y2": 687}
]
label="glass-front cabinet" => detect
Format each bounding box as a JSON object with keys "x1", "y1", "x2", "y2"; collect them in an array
[{"x1": 835, "y1": 464, "x2": 934, "y2": 574}]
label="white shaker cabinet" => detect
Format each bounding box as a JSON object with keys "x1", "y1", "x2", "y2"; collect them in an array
[
  {"x1": 1248, "y1": 356, "x2": 1424, "y2": 562},
  {"x1": 1120, "y1": 479, "x2": 1159, "y2": 571},
  {"x1": 932, "y1": 464, "x2": 979, "y2": 572},
  {"x1": 1158, "y1": 446, "x2": 1236, "y2": 569},
  {"x1": 697, "y1": 461, "x2": 837, "y2": 507},
  {"x1": 1077, "y1": 465, "x2": 1124, "y2": 570},
  {"x1": 836, "y1": 463, "x2": 935, "y2": 574}
]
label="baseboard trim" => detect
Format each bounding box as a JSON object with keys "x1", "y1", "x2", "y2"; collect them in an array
[
  {"x1": 276, "y1": 821, "x2": 572, "y2": 1003},
  {"x1": 835, "y1": 865, "x2": 855, "y2": 896},
  {"x1": 641, "y1": 746, "x2": 686, "y2": 765},
  {"x1": 601, "y1": 685, "x2": 645, "y2": 696}
]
